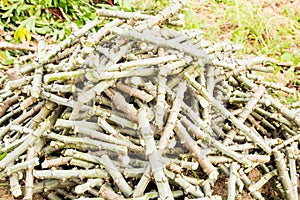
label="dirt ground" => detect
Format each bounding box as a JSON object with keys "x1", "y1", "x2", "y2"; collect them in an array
[
  {"x1": 213, "y1": 168, "x2": 278, "y2": 200},
  {"x1": 0, "y1": 185, "x2": 14, "y2": 200}
]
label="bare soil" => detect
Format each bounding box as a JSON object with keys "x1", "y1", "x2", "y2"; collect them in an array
[{"x1": 0, "y1": 185, "x2": 14, "y2": 200}]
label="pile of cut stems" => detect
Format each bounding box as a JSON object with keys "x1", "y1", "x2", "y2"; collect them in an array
[{"x1": 0, "y1": 1, "x2": 299, "y2": 199}]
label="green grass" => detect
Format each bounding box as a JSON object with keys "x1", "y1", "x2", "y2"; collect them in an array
[
  {"x1": 187, "y1": 0, "x2": 299, "y2": 94},
  {"x1": 191, "y1": 0, "x2": 300, "y2": 58},
  {"x1": 180, "y1": 0, "x2": 300, "y2": 105}
]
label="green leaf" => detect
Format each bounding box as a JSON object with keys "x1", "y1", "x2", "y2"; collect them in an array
[
  {"x1": 122, "y1": 0, "x2": 132, "y2": 10},
  {"x1": 58, "y1": 29, "x2": 65, "y2": 40},
  {"x1": 0, "y1": 50, "x2": 6, "y2": 64},
  {"x1": 59, "y1": 0, "x2": 67, "y2": 12},
  {"x1": 273, "y1": 65, "x2": 282, "y2": 74},
  {"x1": 45, "y1": 0, "x2": 53, "y2": 7},
  {"x1": 293, "y1": 53, "x2": 299, "y2": 66},
  {"x1": 2, "y1": 3, "x2": 18, "y2": 23},
  {"x1": 14, "y1": 26, "x2": 31, "y2": 42},
  {"x1": 19, "y1": 4, "x2": 35, "y2": 12},
  {"x1": 0, "y1": 152, "x2": 6, "y2": 161},
  {"x1": 1, "y1": 0, "x2": 10, "y2": 6},
  {"x1": 0, "y1": 50, "x2": 14, "y2": 65},
  {"x1": 75, "y1": 19, "x2": 84, "y2": 27},
  {"x1": 3, "y1": 57, "x2": 14, "y2": 65},
  {"x1": 35, "y1": 26, "x2": 52, "y2": 34},
  {"x1": 59, "y1": 7, "x2": 71, "y2": 22},
  {"x1": 286, "y1": 96, "x2": 296, "y2": 104},
  {"x1": 191, "y1": 169, "x2": 200, "y2": 179},
  {"x1": 204, "y1": 137, "x2": 211, "y2": 144},
  {"x1": 19, "y1": 16, "x2": 36, "y2": 33},
  {"x1": 280, "y1": 52, "x2": 293, "y2": 62}
]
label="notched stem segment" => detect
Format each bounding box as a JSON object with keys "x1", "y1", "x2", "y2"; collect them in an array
[
  {"x1": 138, "y1": 108, "x2": 174, "y2": 200},
  {"x1": 174, "y1": 121, "x2": 219, "y2": 181}
]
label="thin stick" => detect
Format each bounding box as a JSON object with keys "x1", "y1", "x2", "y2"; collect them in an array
[
  {"x1": 228, "y1": 162, "x2": 239, "y2": 200},
  {"x1": 138, "y1": 108, "x2": 174, "y2": 200},
  {"x1": 0, "y1": 41, "x2": 36, "y2": 51},
  {"x1": 273, "y1": 150, "x2": 295, "y2": 200},
  {"x1": 158, "y1": 82, "x2": 186, "y2": 150},
  {"x1": 33, "y1": 169, "x2": 108, "y2": 179},
  {"x1": 0, "y1": 94, "x2": 18, "y2": 117},
  {"x1": 174, "y1": 121, "x2": 219, "y2": 181},
  {"x1": 101, "y1": 155, "x2": 133, "y2": 197},
  {"x1": 23, "y1": 148, "x2": 35, "y2": 200}
]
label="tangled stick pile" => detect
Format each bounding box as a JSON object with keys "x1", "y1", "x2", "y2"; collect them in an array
[{"x1": 0, "y1": 1, "x2": 299, "y2": 199}]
